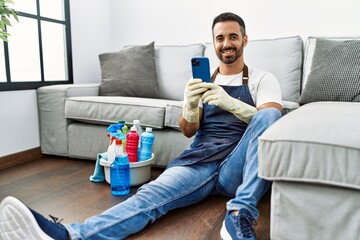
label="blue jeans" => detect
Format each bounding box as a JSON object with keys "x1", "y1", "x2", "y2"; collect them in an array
[{"x1": 65, "y1": 108, "x2": 281, "y2": 240}]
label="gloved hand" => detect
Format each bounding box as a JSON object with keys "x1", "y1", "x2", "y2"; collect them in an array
[
  {"x1": 200, "y1": 83, "x2": 257, "y2": 124},
  {"x1": 182, "y1": 78, "x2": 209, "y2": 123}
]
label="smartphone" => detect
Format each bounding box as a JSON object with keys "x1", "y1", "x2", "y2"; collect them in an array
[{"x1": 191, "y1": 57, "x2": 211, "y2": 83}]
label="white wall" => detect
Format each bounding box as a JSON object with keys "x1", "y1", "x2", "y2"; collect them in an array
[
  {"x1": 1, "y1": 0, "x2": 359, "y2": 157},
  {"x1": 111, "y1": 0, "x2": 360, "y2": 48},
  {"x1": 0, "y1": 90, "x2": 40, "y2": 156},
  {"x1": 74, "y1": 0, "x2": 360, "y2": 82},
  {"x1": 71, "y1": 0, "x2": 112, "y2": 84}
]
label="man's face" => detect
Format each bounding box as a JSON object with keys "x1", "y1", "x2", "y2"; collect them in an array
[{"x1": 212, "y1": 21, "x2": 247, "y2": 64}]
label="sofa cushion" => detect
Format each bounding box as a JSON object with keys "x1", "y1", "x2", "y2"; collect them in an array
[
  {"x1": 155, "y1": 44, "x2": 205, "y2": 101},
  {"x1": 99, "y1": 42, "x2": 160, "y2": 98},
  {"x1": 258, "y1": 102, "x2": 360, "y2": 190},
  {"x1": 302, "y1": 36, "x2": 360, "y2": 89},
  {"x1": 299, "y1": 38, "x2": 360, "y2": 105},
  {"x1": 164, "y1": 101, "x2": 183, "y2": 130},
  {"x1": 65, "y1": 96, "x2": 181, "y2": 129},
  {"x1": 204, "y1": 36, "x2": 303, "y2": 102}
]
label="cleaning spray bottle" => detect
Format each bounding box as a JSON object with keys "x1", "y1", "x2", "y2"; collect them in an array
[
  {"x1": 106, "y1": 123, "x2": 125, "y2": 163},
  {"x1": 110, "y1": 137, "x2": 130, "y2": 195}
]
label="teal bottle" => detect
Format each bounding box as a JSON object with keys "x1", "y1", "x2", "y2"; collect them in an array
[
  {"x1": 137, "y1": 127, "x2": 155, "y2": 161},
  {"x1": 110, "y1": 139, "x2": 130, "y2": 195}
]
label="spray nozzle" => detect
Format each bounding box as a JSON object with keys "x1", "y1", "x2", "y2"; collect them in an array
[
  {"x1": 107, "y1": 123, "x2": 123, "y2": 133},
  {"x1": 106, "y1": 123, "x2": 126, "y2": 140}
]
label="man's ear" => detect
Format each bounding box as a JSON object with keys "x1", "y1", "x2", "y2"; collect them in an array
[{"x1": 243, "y1": 35, "x2": 248, "y2": 47}]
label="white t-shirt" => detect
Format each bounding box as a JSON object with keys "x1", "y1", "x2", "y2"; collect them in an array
[{"x1": 194, "y1": 66, "x2": 282, "y2": 108}]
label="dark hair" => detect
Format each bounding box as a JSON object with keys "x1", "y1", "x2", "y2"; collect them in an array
[{"x1": 212, "y1": 12, "x2": 246, "y2": 36}]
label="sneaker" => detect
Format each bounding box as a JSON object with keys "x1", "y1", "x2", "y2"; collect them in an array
[
  {"x1": 220, "y1": 208, "x2": 256, "y2": 240},
  {"x1": 0, "y1": 196, "x2": 69, "y2": 240}
]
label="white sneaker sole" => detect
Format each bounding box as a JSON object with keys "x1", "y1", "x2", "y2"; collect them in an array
[
  {"x1": 0, "y1": 196, "x2": 53, "y2": 240},
  {"x1": 220, "y1": 220, "x2": 232, "y2": 240}
]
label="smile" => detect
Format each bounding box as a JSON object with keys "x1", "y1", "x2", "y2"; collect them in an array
[{"x1": 222, "y1": 48, "x2": 235, "y2": 54}]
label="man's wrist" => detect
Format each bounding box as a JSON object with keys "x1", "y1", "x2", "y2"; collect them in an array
[
  {"x1": 230, "y1": 99, "x2": 257, "y2": 124},
  {"x1": 182, "y1": 105, "x2": 199, "y2": 123}
]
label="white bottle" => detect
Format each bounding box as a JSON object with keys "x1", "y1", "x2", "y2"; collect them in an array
[
  {"x1": 132, "y1": 120, "x2": 143, "y2": 145},
  {"x1": 107, "y1": 136, "x2": 116, "y2": 163}
]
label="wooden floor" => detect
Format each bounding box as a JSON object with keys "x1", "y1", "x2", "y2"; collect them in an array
[{"x1": 0, "y1": 156, "x2": 270, "y2": 239}]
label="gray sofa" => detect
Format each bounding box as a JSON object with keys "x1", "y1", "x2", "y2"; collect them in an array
[
  {"x1": 37, "y1": 36, "x2": 360, "y2": 239},
  {"x1": 37, "y1": 36, "x2": 302, "y2": 167}
]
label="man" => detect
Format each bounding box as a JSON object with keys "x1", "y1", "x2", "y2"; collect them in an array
[{"x1": 0, "y1": 12, "x2": 282, "y2": 240}]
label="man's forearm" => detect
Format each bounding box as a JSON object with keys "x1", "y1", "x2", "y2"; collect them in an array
[{"x1": 179, "y1": 115, "x2": 199, "y2": 138}]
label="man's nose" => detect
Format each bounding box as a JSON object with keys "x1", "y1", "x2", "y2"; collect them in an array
[{"x1": 223, "y1": 38, "x2": 231, "y2": 48}]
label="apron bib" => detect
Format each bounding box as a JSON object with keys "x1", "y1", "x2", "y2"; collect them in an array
[{"x1": 168, "y1": 65, "x2": 255, "y2": 167}]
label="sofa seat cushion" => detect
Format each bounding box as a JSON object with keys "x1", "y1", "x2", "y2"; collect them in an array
[
  {"x1": 258, "y1": 102, "x2": 360, "y2": 190},
  {"x1": 164, "y1": 101, "x2": 183, "y2": 130},
  {"x1": 65, "y1": 96, "x2": 182, "y2": 129}
]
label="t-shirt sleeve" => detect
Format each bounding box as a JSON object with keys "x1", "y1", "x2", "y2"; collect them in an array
[{"x1": 255, "y1": 72, "x2": 282, "y2": 108}]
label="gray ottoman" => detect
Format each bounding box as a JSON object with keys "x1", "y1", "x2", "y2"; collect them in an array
[{"x1": 258, "y1": 102, "x2": 360, "y2": 239}]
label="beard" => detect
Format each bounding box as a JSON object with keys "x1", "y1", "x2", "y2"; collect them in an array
[{"x1": 216, "y1": 42, "x2": 244, "y2": 64}]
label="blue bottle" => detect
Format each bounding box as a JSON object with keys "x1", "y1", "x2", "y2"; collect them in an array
[
  {"x1": 110, "y1": 139, "x2": 130, "y2": 195},
  {"x1": 137, "y1": 127, "x2": 155, "y2": 161}
]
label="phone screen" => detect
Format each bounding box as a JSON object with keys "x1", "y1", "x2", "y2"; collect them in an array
[{"x1": 191, "y1": 57, "x2": 211, "y2": 83}]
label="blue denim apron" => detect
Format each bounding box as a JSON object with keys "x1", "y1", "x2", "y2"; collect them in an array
[{"x1": 168, "y1": 65, "x2": 255, "y2": 167}]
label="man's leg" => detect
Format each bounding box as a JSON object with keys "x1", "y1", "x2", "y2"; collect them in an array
[
  {"x1": 0, "y1": 161, "x2": 219, "y2": 240},
  {"x1": 217, "y1": 108, "x2": 281, "y2": 239}
]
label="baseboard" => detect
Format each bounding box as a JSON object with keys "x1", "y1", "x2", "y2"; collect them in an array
[{"x1": 0, "y1": 147, "x2": 43, "y2": 170}]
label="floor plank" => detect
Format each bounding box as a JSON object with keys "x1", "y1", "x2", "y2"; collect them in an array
[{"x1": 0, "y1": 156, "x2": 270, "y2": 239}]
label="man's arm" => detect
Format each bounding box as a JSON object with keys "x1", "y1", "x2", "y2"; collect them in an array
[
  {"x1": 179, "y1": 108, "x2": 203, "y2": 138},
  {"x1": 257, "y1": 102, "x2": 282, "y2": 112}
]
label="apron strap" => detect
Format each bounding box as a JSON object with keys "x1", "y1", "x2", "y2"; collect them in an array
[
  {"x1": 211, "y1": 64, "x2": 249, "y2": 85},
  {"x1": 211, "y1": 67, "x2": 219, "y2": 82},
  {"x1": 242, "y1": 65, "x2": 249, "y2": 85}
]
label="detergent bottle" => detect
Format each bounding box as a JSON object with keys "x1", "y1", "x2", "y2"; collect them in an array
[
  {"x1": 137, "y1": 127, "x2": 155, "y2": 161},
  {"x1": 110, "y1": 139, "x2": 130, "y2": 195},
  {"x1": 118, "y1": 120, "x2": 128, "y2": 151},
  {"x1": 126, "y1": 126, "x2": 139, "y2": 162}
]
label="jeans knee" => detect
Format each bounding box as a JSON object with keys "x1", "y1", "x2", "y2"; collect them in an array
[{"x1": 252, "y1": 107, "x2": 282, "y2": 126}]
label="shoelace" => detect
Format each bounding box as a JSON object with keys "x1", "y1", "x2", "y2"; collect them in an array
[
  {"x1": 48, "y1": 214, "x2": 71, "y2": 240},
  {"x1": 49, "y1": 214, "x2": 64, "y2": 224},
  {"x1": 235, "y1": 213, "x2": 257, "y2": 238}
]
